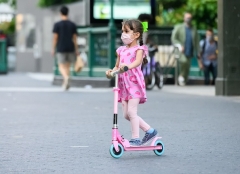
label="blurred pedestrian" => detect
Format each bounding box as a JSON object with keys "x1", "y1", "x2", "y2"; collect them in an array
[
  {"x1": 137, "y1": 14, "x2": 157, "y2": 55},
  {"x1": 0, "y1": 30, "x2": 8, "y2": 51},
  {"x1": 52, "y1": 6, "x2": 78, "y2": 90},
  {"x1": 138, "y1": 13, "x2": 152, "y2": 45},
  {"x1": 0, "y1": 30, "x2": 6, "y2": 39},
  {"x1": 198, "y1": 28, "x2": 218, "y2": 85},
  {"x1": 171, "y1": 12, "x2": 199, "y2": 86}
]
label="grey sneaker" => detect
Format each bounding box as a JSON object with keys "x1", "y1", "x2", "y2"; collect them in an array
[
  {"x1": 129, "y1": 139, "x2": 142, "y2": 146},
  {"x1": 141, "y1": 129, "x2": 158, "y2": 145}
]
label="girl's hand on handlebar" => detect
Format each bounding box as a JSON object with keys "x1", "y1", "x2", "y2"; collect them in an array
[
  {"x1": 105, "y1": 69, "x2": 113, "y2": 79},
  {"x1": 105, "y1": 67, "x2": 119, "y2": 79},
  {"x1": 120, "y1": 64, "x2": 128, "y2": 73}
]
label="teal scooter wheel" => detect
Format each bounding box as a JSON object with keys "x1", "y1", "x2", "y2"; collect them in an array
[
  {"x1": 109, "y1": 144, "x2": 124, "y2": 159},
  {"x1": 153, "y1": 140, "x2": 164, "y2": 156}
]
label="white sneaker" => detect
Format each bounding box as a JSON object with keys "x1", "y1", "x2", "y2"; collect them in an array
[
  {"x1": 62, "y1": 78, "x2": 70, "y2": 91},
  {"x1": 178, "y1": 76, "x2": 185, "y2": 86}
]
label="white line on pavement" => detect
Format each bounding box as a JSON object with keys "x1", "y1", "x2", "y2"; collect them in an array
[
  {"x1": 0, "y1": 87, "x2": 111, "y2": 93},
  {"x1": 162, "y1": 86, "x2": 215, "y2": 96},
  {"x1": 70, "y1": 146, "x2": 89, "y2": 148},
  {"x1": 27, "y1": 73, "x2": 54, "y2": 82}
]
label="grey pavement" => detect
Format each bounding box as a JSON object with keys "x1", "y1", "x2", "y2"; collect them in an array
[{"x1": 0, "y1": 73, "x2": 240, "y2": 174}]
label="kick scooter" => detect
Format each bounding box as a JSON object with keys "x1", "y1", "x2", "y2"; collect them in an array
[{"x1": 108, "y1": 67, "x2": 164, "y2": 159}]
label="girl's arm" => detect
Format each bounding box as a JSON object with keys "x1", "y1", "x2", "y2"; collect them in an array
[
  {"x1": 114, "y1": 55, "x2": 120, "y2": 69},
  {"x1": 106, "y1": 55, "x2": 119, "y2": 74},
  {"x1": 106, "y1": 55, "x2": 120, "y2": 78},
  {"x1": 127, "y1": 50, "x2": 143, "y2": 70}
]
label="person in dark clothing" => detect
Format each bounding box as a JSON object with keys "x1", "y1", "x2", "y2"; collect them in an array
[
  {"x1": 138, "y1": 13, "x2": 152, "y2": 45},
  {"x1": 52, "y1": 6, "x2": 78, "y2": 90},
  {"x1": 198, "y1": 28, "x2": 218, "y2": 85},
  {"x1": 0, "y1": 30, "x2": 8, "y2": 51},
  {"x1": 0, "y1": 30, "x2": 6, "y2": 39}
]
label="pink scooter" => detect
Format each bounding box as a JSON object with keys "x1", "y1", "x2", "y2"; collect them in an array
[{"x1": 108, "y1": 67, "x2": 164, "y2": 159}]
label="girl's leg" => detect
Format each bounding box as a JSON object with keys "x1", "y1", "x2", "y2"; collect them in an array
[
  {"x1": 139, "y1": 117, "x2": 151, "y2": 132},
  {"x1": 122, "y1": 101, "x2": 130, "y2": 121},
  {"x1": 128, "y1": 99, "x2": 151, "y2": 139}
]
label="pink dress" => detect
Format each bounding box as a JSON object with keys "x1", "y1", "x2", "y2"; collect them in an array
[{"x1": 116, "y1": 45, "x2": 148, "y2": 104}]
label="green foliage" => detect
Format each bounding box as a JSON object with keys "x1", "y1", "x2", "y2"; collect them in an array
[
  {"x1": 38, "y1": 0, "x2": 80, "y2": 7},
  {"x1": 0, "y1": 19, "x2": 15, "y2": 34},
  {"x1": 0, "y1": 0, "x2": 16, "y2": 34},
  {"x1": 157, "y1": 0, "x2": 187, "y2": 9},
  {"x1": 156, "y1": 0, "x2": 217, "y2": 29},
  {"x1": 0, "y1": 0, "x2": 16, "y2": 8}
]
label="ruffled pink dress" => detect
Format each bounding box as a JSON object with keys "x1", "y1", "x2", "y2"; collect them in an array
[{"x1": 116, "y1": 45, "x2": 148, "y2": 104}]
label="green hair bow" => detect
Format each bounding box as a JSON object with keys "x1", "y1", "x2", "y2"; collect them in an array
[{"x1": 142, "y1": 22, "x2": 148, "y2": 32}]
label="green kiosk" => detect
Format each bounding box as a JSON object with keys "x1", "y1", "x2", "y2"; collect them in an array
[{"x1": 0, "y1": 39, "x2": 7, "y2": 74}]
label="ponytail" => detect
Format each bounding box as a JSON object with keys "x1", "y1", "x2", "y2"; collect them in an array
[
  {"x1": 140, "y1": 35, "x2": 148, "y2": 66},
  {"x1": 139, "y1": 36, "x2": 143, "y2": 46}
]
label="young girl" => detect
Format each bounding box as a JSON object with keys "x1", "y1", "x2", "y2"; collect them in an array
[{"x1": 106, "y1": 19, "x2": 157, "y2": 146}]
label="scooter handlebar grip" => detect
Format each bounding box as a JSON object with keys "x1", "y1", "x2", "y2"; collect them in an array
[
  {"x1": 123, "y1": 66, "x2": 128, "y2": 72},
  {"x1": 110, "y1": 66, "x2": 128, "y2": 77}
]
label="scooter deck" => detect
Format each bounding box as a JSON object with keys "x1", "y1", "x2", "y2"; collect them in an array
[
  {"x1": 124, "y1": 145, "x2": 162, "y2": 151},
  {"x1": 120, "y1": 137, "x2": 163, "y2": 151}
]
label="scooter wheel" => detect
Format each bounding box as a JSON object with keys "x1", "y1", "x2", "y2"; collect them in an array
[
  {"x1": 109, "y1": 144, "x2": 124, "y2": 159},
  {"x1": 153, "y1": 140, "x2": 164, "y2": 156}
]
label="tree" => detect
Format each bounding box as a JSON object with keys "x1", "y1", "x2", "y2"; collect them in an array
[
  {"x1": 156, "y1": 0, "x2": 217, "y2": 29},
  {"x1": 0, "y1": 19, "x2": 15, "y2": 34},
  {"x1": 0, "y1": 0, "x2": 16, "y2": 8},
  {"x1": 38, "y1": 0, "x2": 80, "y2": 7},
  {"x1": 0, "y1": 0, "x2": 16, "y2": 34},
  {"x1": 187, "y1": 0, "x2": 217, "y2": 29}
]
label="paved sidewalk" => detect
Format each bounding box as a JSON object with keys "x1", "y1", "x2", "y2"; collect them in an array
[
  {"x1": 162, "y1": 85, "x2": 215, "y2": 96},
  {"x1": 1, "y1": 72, "x2": 239, "y2": 103},
  {"x1": 0, "y1": 73, "x2": 53, "y2": 87},
  {"x1": 0, "y1": 73, "x2": 215, "y2": 94}
]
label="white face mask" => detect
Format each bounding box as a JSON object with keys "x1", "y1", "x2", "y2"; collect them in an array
[
  {"x1": 207, "y1": 36, "x2": 213, "y2": 41},
  {"x1": 121, "y1": 33, "x2": 134, "y2": 45}
]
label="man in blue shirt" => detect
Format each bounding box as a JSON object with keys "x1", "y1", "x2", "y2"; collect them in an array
[{"x1": 198, "y1": 28, "x2": 218, "y2": 85}]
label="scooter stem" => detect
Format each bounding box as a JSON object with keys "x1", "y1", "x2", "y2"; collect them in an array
[
  {"x1": 113, "y1": 74, "x2": 119, "y2": 128},
  {"x1": 111, "y1": 67, "x2": 128, "y2": 129}
]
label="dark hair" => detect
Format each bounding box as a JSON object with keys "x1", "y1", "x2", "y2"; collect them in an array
[
  {"x1": 184, "y1": 12, "x2": 192, "y2": 16},
  {"x1": 138, "y1": 13, "x2": 152, "y2": 22},
  {"x1": 122, "y1": 19, "x2": 148, "y2": 65},
  {"x1": 60, "y1": 6, "x2": 69, "y2": 16},
  {"x1": 207, "y1": 28, "x2": 213, "y2": 33}
]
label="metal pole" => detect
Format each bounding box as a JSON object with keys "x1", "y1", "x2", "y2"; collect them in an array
[
  {"x1": 174, "y1": 47, "x2": 180, "y2": 86},
  {"x1": 109, "y1": 0, "x2": 114, "y2": 28},
  {"x1": 108, "y1": 0, "x2": 116, "y2": 69}
]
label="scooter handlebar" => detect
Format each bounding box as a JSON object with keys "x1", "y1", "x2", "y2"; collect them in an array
[{"x1": 110, "y1": 66, "x2": 128, "y2": 77}]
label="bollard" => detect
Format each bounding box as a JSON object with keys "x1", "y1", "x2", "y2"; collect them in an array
[{"x1": 0, "y1": 39, "x2": 7, "y2": 74}]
